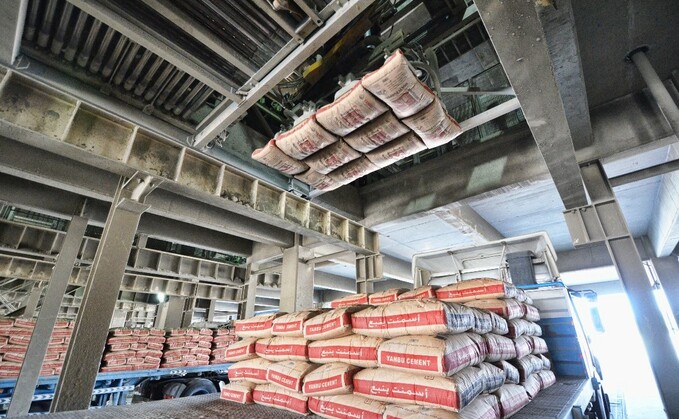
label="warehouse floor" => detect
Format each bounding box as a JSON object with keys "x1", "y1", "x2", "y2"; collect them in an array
[{"x1": 22, "y1": 378, "x2": 589, "y2": 418}]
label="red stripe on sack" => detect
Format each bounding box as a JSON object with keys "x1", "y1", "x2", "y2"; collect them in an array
[
  {"x1": 304, "y1": 315, "x2": 348, "y2": 336},
  {"x1": 273, "y1": 320, "x2": 303, "y2": 333},
  {"x1": 330, "y1": 297, "x2": 367, "y2": 308},
  {"x1": 351, "y1": 310, "x2": 445, "y2": 331},
  {"x1": 436, "y1": 283, "x2": 505, "y2": 300},
  {"x1": 226, "y1": 343, "x2": 255, "y2": 358},
  {"x1": 256, "y1": 342, "x2": 307, "y2": 357},
  {"x1": 267, "y1": 371, "x2": 300, "y2": 391},
  {"x1": 254, "y1": 390, "x2": 307, "y2": 414},
  {"x1": 220, "y1": 388, "x2": 250, "y2": 403},
  {"x1": 308, "y1": 345, "x2": 377, "y2": 361},
  {"x1": 401, "y1": 289, "x2": 435, "y2": 300},
  {"x1": 310, "y1": 398, "x2": 383, "y2": 419},
  {"x1": 303, "y1": 372, "x2": 349, "y2": 393},
  {"x1": 236, "y1": 319, "x2": 272, "y2": 332},
  {"x1": 379, "y1": 351, "x2": 441, "y2": 373},
  {"x1": 228, "y1": 367, "x2": 267, "y2": 381},
  {"x1": 370, "y1": 295, "x2": 397, "y2": 304},
  {"x1": 353, "y1": 378, "x2": 458, "y2": 410}
]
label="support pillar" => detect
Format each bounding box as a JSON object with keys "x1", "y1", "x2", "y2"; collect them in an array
[
  {"x1": 21, "y1": 284, "x2": 44, "y2": 318},
  {"x1": 181, "y1": 298, "x2": 195, "y2": 327},
  {"x1": 564, "y1": 162, "x2": 679, "y2": 417},
  {"x1": 7, "y1": 216, "x2": 88, "y2": 417},
  {"x1": 280, "y1": 236, "x2": 313, "y2": 312},
  {"x1": 239, "y1": 264, "x2": 257, "y2": 319},
  {"x1": 206, "y1": 299, "x2": 217, "y2": 323},
  {"x1": 356, "y1": 254, "x2": 382, "y2": 294},
  {"x1": 651, "y1": 256, "x2": 679, "y2": 326},
  {"x1": 164, "y1": 296, "x2": 185, "y2": 329},
  {"x1": 51, "y1": 176, "x2": 156, "y2": 413}
]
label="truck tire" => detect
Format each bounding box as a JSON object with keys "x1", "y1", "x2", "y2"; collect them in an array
[
  {"x1": 162, "y1": 382, "x2": 187, "y2": 399},
  {"x1": 180, "y1": 378, "x2": 217, "y2": 397}
]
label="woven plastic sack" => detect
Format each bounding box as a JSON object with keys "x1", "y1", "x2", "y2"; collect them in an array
[
  {"x1": 402, "y1": 98, "x2": 461, "y2": 148},
  {"x1": 234, "y1": 312, "x2": 287, "y2": 338},
  {"x1": 302, "y1": 362, "x2": 362, "y2": 396},
  {"x1": 398, "y1": 285, "x2": 439, "y2": 301},
  {"x1": 223, "y1": 337, "x2": 258, "y2": 362},
  {"x1": 315, "y1": 82, "x2": 388, "y2": 136},
  {"x1": 295, "y1": 169, "x2": 341, "y2": 192},
  {"x1": 266, "y1": 360, "x2": 319, "y2": 392},
  {"x1": 276, "y1": 115, "x2": 338, "y2": 160},
  {"x1": 228, "y1": 357, "x2": 273, "y2": 384},
  {"x1": 507, "y1": 319, "x2": 542, "y2": 338},
  {"x1": 308, "y1": 334, "x2": 383, "y2": 368},
  {"x1": 365, "y1": 132, "x2": 426, "y2": 168},
  {"x1": 522, "y1": 374, "x2": 541, "y2": 400},
  {"x1": 255, "y1": 336, "x2": 309, "y2": 361},
  {"x1": 478, "y1": 362, "x2": 506, "y2": 393},
  {"x1": 538, "y1": 354, "x2": 551, "y2": 370},
  {"x1": 329, "y1": 293, "x2": 369, "y2": 309},
  {"x1": 436, "y1": 279, "x2": 517, "y2": 303},
  {"x1": 489, "y1": 311, "x2": 509, "y2": 336},
  {"x1": 304, "y1": 307, "x2": 363, "y2": 341},
  {"x1": 353, "y1": 366, "x2": 484, "y2": 412},
  {"x1": 469, "y1": 308, "x2": 493, "y2": 335},
  {"x1": 530, "y1": 336, "x2": 548, "y2": 355},
  {"x1": 523, "y1": 304, "x2": 541, "y2": 322},
  {"x1": 377, "y1": 333, "x2": 485, "y2": 376},
  {"x1": 494, "y1": 360, "x2": 520, "y2": 384},
  {"x1": 272, "y1": 310, "x2": 324, "y2": 337},
  {"x1": 484, "y1": 334, "x2": 517, "y2": 362},
  {"x1": 253, "y1": 384, "x2": 309, "y2": 415},
  {"x1": 536, "y1": 370, "x2": 556, "y2": 390},
  {"x1": 368, "y1": 288, "x2": 408, "y2": 305},
  {"x1": 328, "y1": 157, "x2": 379, "y2": 185},
  {"x1": 494, "y1": 384, "x2": 530, "y2": 418},
  {"x1": 309, "y1": 394, "x2": 388, "y2": 419},
  {"x1": 465, "y1": 299, "x2": 524, "y2": 320},
  {"x1": 362, "y1": 49, "x2": 435, "y2": 118},
  {"x1": 252, "y1": 140, "x2": 308, "y2": 175},
  {"x1": 344, "y1": 111, "x2": 410, "y2": 153},
  {"x1": 220, "y1": 382, "x2": 256, "y2": 404},
  {"x1": 304, "y1": 140, "x2": 361, "y2": 175},
  {"x1": 351, "y1": 299, "x2": 474, "y2": 338},
  {"x1": 383, "y1": 397, "x2": 501, "y2": 419},
  {"x1": 512, "y1": 355, "x2": 544, "y2": 382}
]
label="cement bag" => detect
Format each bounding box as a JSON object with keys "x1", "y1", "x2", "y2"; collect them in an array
[
  {"x1": 308, "y1": 334, "x2": 383, "y2": 368},
  {"x1": 521, "y1": 374, "x2": 541, "y2": 400},
  {"x1": 478, "y1": 362, "x2": 506, "y2": 393},
  {"x1": 469, "y1": 308, "x2": 492, "y2": 335},
  {"x1": 266, "y1": 360, "x2": 319, "y2": 392},
  {"x1": 220, "y1": 382, "x2": 255, "y2": 404},
  {"x1": 304, "y1": 140, "x2": 360, "y2": 175},
  {"x1": 436, "y1": 279, "x2": 517, "y2": 303},
  {"x1": 511, "y1": 355, "x2": 544, "y2": 382},
  {"x1": 494, "y1": 361, "x2": 520, "y2": 385},
  {"x1": 402, "y1": 98, "x2": 462, "y2": 149},
  {"x1": 309, "y1": 394, "x2": 388, "y2": 419},
  {"x1": 302, "y1": 362, "x2": 362, "y2": 396},
  {"x1": 464, "y1": 299, "x2": 524, "y2": 320},
  {"x1": 512, "y1": 336, "x2": 533, "y2": 359},
  {"x1": 353, "y1": 366, "x2": 484, "y2": 412},
  {"x1": 329, "y1": 293, "x2": 369, "y2": 309},
  {"x1": 536, "y1": 370, "x2": 556, "y2": 390},
  {"x1": 484, "y1": 334, "x2": 516, "y2": 362},
  {"x1": 362, "y1": 49, "x2": 435, "y2": 118},
  {"x1": 351, "y1": 299, "x2": 474, "y2": 338},
  {"x1": 507, "y1": 319, "x2": 542, "y2": 338},
  {"x1": 344, "y1": 112, "x2": 410, "y2": 153},
  {"x1": 377, "y1": 333, "x2": 485, "y2": 376},
  {"x1": 384, "y1": 399, "x2": 500, "y2": 419},
  {"x1": 228, "y1": 357, "x2": 273, "y2": 384},
  {"x1": 530, "y1": 336, "x2": 548, "y2": 355},
  {"x1": 276, "y1": 115, "x2": 338, "y2": 160},
  {"x1": 467, "y1": 333, "x2": 489, "y2": 360},
  {"x1": 489, "y1": 312, "x2": 509, "y2": 336},
  {"x1": 252, "y1": 140, "x2": 308, "y2": 175},
  {"x1": 256, "y1": 336, "x2": 308, "y2": 361},
  {"x1": 304, "y1": 307, "x2": 363, "y2": 341},
  {"x1": 253, "y1": 383, "x2": 309, "y2": 415},
  {"x1": 368, "y1": 288, "x2": 408, "y2": 305},
  {"x1": 295, "y1": 169, "x2": 341, "y2": 192},
  {"x1": 315, "y1": 82, "x2": 388, "y2": 136},
  {"x1": 399, "y1": 285, "x2": 439, "y2": 301},
  {"x1": 365, "y1": 132, "x2": 426, "y2": 168},
  {"x1": 234, "y1": 312, "x2": 287, "y2": 338},
  {"x1": 493, "y1": 384, "x2": 530, "y2": 418},
  {"x1": 272, "y1": 310, "x2": 324, "y2": 337},
  {"x1": 328, "y1": 157, "x2": 379, "y2": 185},
  {"x1": 522, "y1": 304, "x2": 540, "y2": 322},
  {"x1": 538, "y1": 354, "x2": 551, "y2": 370},
  {"x1": 224, "y1": 337, "x2": 258, "y2": 362},
  {"x1": 515, "y1": 289, "x2": 533, "y2": 305}
]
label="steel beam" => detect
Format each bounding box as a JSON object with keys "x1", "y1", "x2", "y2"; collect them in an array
[
  {"x1": 564, "y1": 162, "x2": 679, "y2": 417},
  {"x1": 240, "y1": 265, "x2": 257, "y2": 319},
  {"x1": 476, "y1": 0, "x2": 588, "y2": 209},
  {"x1": 52, "y1": 177, "x2": 153, "y2": 412},
  {"x1": 163, "y1": 297, "x2": 185, "y2": 329},
  {"x1": 20, "y1": 284, "x2": 43, "y2": 318},
  {"x1": 609, "y1": 159, "x2": 679, "y2": 188},
  {"x1": 430, "y1": 204, "x2": 504, "y2": 244},
  {"x1": 65, "y1": 0, "x2": 240, "y2": 103},
  {"x1": 651, "y1": 256, "x2": 679, "y2": 327},
  {"x1": 7, "y1": 216, "x2": 88, "y2": 417},
  {"x1": 0, "y1": 0, "x2": 27, "y2": 66},
  {"x1": 279, "y1": 237, "x2": 314, "y2": 312},
  {"x1": 192, "y1": 0, "x2": 377, "y2": 148},
  {"x1": 648, "y1": 144, "x2": 679, "y2": 258}
]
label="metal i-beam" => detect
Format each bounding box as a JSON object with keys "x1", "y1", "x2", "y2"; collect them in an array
[
  {"x1": 192, "y1": 0, "x2": 377, "y2": 148},
  {"x1": 51, "y1": 176, "x2": 154, "y2": 412},
  {"x1": 474, "y1": 0, "x2": 588, "y2": 209},
  {"x1": 279, "y1": 237, "x2": 314, "y2": 312},
  {"x1": 65, "y1": 0, "x2": 240, "y2": 103},
  {"x1": 651, "y1": 256, "x2": 679, "y2": 327},
  {"x1": 7, "y1": 216, "x2": 87, "y2": 417},
  {"x1": 0, "y1": 0, "x2": 27, "y2": 65}
]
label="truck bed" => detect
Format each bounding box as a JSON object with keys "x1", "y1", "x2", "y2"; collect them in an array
[{"x1": 28, "y1": 378, "x2": 592, "y2": 419}]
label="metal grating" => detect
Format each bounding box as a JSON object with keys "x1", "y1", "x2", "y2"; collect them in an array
[{"x1": 514, "y1": 378, "x2": 591, "y2": 419}]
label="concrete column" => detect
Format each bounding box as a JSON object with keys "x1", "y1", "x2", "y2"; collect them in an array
[
  {"x1": 279, "y1": 237, "x2": 313, "y2": 312},
  {"x1": 21, "y1": 285, "x2": 44, "y2": 318},
  {"x1": 51, "y1": 176, "x2": 153, "y2": 413},
  {"x1": 240, "y1": 264, "x2": 257, "y2": 319},
  {"x1": 206, "y1": 299, "x2": 217, "y2": 322},
  {"x1": 164, "y1": 297, "x2": 185, "y2": 329},
  {"x1": 181, "y1": 298, "x2": 195, "y2": 327},
  {"x1": 7, "y1": 216, "x2": 87, "y2": 417},
  {"x1": 651, "y1": 256, "x2": 679, "y2": 326}
]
